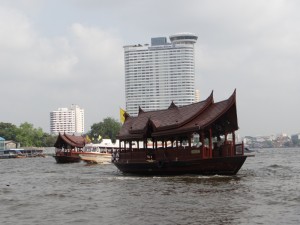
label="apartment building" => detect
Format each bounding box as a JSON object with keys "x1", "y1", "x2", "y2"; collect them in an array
[
  {"x1": 124, "y1": 33, "x2": 198, "y2": 116},
  {"x1": 50, "y1": 104, "x2": 84, "y2": 134}
]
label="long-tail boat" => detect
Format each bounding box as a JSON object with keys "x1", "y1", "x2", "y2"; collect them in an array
[
  {"x1": 53, "y1": 133, "x2": 86, "y2": 163},
  {"x1": 113, "y1": 90, "x2": 248, "y2": 175}
]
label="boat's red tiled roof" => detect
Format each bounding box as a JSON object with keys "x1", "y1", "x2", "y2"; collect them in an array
[
  {"x1": 128, "y1": 92, "x2": 214, "y2": 133},
  {"x1": 54, "y1": 133, "x2": 86, "y2": 148},
  {"x1": 118, "y1": 90, "x2": 238, "y2": 140}
]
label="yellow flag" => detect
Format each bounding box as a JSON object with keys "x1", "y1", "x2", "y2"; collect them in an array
[
  {"x1": 85, "y1": 135, "x2": 91, "y2": 143},
  {"x1": 120, "y1": 108, "x2": 126, "y2": 123}
]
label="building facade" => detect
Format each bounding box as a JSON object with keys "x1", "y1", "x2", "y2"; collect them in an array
[
  {"x1": 0, "y1": 137, "x2": 4, "y2": 150},
  {"x1": 50, "y1": 104, "x2": 84, "y2": 134},
  {"x1": 124, "y1": 33, "x2": 198, "y2": 116}
]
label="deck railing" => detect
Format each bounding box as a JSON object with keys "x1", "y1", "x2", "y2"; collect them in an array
[{"x1": 117, "y1": 142, "x2": 244, "y2": 161}]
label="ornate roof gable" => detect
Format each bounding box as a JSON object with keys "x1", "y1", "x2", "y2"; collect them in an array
[{"x1": 54, "y1": 133, "x2": 86, "y2": 148}]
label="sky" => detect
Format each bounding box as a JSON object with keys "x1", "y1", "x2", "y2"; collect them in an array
[{"x1": 0, "y1": 0, "x2": 299, "y2": 137}]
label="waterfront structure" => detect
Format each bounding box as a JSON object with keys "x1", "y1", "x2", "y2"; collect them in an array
[
  {"x1": 4, "y1": 140, "x2": 18, "y2": 149},
  {"x1": 124, "y1": 33, "x2": 198, "y2": 116},
  {"x1": 0, "y1": 137, "x2": 4, "y2": 150},
  {"x1": 50, "y1": 104, "x2": 84, "y2": 134}
]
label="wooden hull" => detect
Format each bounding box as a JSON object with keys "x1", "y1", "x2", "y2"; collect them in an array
[
  {"x1": 113, "y1": 156, "x2": 247, "y2": 175},
  {"x1": 53, "y1": 155, "x2": 81, "y2": 163}
]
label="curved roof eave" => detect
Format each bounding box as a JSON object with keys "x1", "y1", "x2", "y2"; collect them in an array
[
  {"x1": 128, "y1": 91, "x2": 214, "y2": 134},
  {"x1": 54, "y1": 133, "x2": 85, "y2": 148},
  {"x1": 117, "y1": 90, "x2": 239, "y2": 141},
  {"x1": 151, "y1": 90, "x2": 238, "y2": 138},
  {"x1": 197, "y1": 90, "x2": 237, "y2": 131}
]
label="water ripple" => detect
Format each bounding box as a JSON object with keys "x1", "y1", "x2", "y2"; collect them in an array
[{"x1": 0, "y1": 148, "x2": 300, "y2": 225}]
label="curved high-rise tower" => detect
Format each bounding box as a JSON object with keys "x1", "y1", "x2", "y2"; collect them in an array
[{"x1": 124, "y1": 33, "x2": 198, "y2": 116}]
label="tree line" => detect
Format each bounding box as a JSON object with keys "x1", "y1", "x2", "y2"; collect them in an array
[
  {"x1": 0, "y1": 122, "x2": 56, "y2": 147},
  {"x1": 0, "y1": 117, "x2": 122, "y2": 147}
]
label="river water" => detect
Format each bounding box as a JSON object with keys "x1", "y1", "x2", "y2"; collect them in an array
[{"x1": 0, "y1": 148, "x2": 299, "y2": 225}]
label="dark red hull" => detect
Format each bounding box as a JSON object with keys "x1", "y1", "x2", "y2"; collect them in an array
[
  {"x1": 113, "y1": 156, "x2": 247, "y2": 175},
  {"x1": 53, "y1": 155, "x2": 81, "y2": 163}
]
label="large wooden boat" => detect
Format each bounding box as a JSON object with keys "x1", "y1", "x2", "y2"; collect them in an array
[
  {"x1": 113, "y1": 90, "x2": 248, "y2": 175},
  {"x1": 53, "y1": 133, "x2": 86, "y2": 163}
]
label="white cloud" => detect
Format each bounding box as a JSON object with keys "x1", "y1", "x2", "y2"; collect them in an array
[
  {"x1": 0, "y1": 7, "x2": 35, "y2": 49},
  {"x1": 69, "y1": 23, "x2": 123, "y2": 79},
  {"x1": 0, "y1": 6, "x2": 78, "y2": 82},
  {"x1": 0, "y1": 5, "x2": 124, "y2": 131}
]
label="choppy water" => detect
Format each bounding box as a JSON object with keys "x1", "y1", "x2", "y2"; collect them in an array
[{"x1": 1, "y1": 148, "x2": 300, "y2": 225}]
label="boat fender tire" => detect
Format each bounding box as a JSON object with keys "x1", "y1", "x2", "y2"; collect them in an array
[
  {"x1": 157, "y1": 161, "x2": 164, "y2": 168},
  {"x1": 115, "y1": 153, "x2": 119, "y2": 162},
  {"x1": 111, "y1": 152, "x2": 116, "y2": 162}
]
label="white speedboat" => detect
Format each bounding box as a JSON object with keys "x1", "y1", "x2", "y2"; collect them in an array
[
  {"x1": 79, "y1": 152, "x2": 111, "y2": 164},
  {"x1": 79, "y1": 140, "x2": 118, "y2": 164}
]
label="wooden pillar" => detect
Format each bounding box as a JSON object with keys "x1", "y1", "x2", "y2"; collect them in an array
[
  {"x1": 209, "y1": 128, "x2": 213, "y2": 158},
  {"x1": 137, "y1": 141, "x2": 139, "y2": 150},
  {"x1": 129, "y1": 141, "x2": 132, "y2": 151},
  {"x1": 232, "y1": 131, "x2": 236, "y2": 156},
  {"x1": 200, "y1": 131, "x2": 205, "y2": 159},
  {"x1": 152, "y1": 138, "x2": 155, "y2": 150},
  {"x1": 242, "y1": 141, "x2": 244, "y2": 155}
]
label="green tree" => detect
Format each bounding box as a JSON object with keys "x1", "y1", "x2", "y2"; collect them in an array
[
  {"x1": 41, "y1": 133, "x2": 57, "y2": 147},
  {"x1": 88, "y1": 117, "x2": 122, "y2": 143},
  {"x1": 0, "y1": 121, "x2": 58, "y2": 147},
  {"x1": 15, "y1": 122, "x2": 45, "y2": 147},
  {"x1": 15, "y1": 122, "x2": 35, "y2": 147},
  {"x1": 0, "y1": 122, "x2": 18, "y2": 140}
]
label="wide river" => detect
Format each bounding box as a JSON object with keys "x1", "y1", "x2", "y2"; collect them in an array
[{"x1": 1, "y1": 148, "x2": 299, "y2": 225}]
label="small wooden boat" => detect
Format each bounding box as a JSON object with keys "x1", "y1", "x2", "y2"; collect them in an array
[
  {"x1": 113, "y1": 90, "x2": 248, "y2": 175},
  {"x1": 0, "y1": 149, "x2": 26, "y2": 159},
  {"x1": 53, "y1": 133, "x2": 86, "y2": 163}
]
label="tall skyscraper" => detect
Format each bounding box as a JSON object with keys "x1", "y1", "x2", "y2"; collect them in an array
[
  {"x1": 124, "y1": 33, "x2": 198, "y2": 116},
  {"x1": 50, "y1": 104, "x2": 84, "y2": 134}
]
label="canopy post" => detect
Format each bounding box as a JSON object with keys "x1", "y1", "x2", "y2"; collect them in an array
[
  {"x1": 200, "y1": 131, "x2": 205, "y2": 159},
  {"x1": 209, "y1": 128, "x2": 213, "y2": 158},
  {"x1": 129, "y1": 141, "x2": 132, "y2": 151},
  {"x1": 232, "y1": 131, "x2": 236, "y2": 156}
]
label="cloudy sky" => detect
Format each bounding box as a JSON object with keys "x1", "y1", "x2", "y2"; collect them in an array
[{"x1": 0, "y1": 0, "x2": 299, "y2": 137}]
